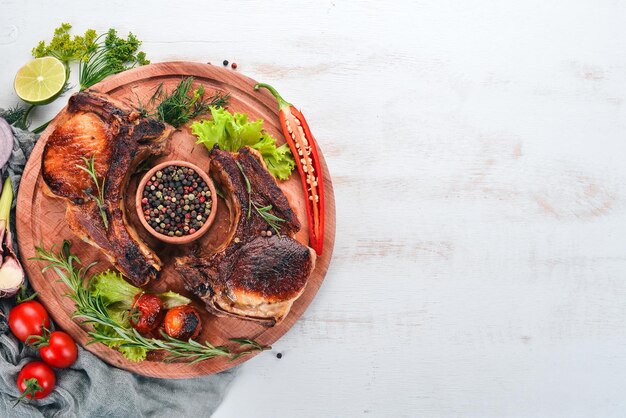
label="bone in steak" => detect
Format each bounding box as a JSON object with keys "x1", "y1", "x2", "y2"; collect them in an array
[
  {"x1": 175, "y1": 146, "x2": 316, "y2": 326},
  {"x1": 42, "y1": 91, "x2": 173, "y2": 287}
]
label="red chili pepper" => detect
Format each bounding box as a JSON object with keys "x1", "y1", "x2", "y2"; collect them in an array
[{"x1": 254, "y1": 83, "x2": 325, "y2": 255}]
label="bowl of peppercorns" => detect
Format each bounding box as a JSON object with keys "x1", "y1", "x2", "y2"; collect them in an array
[{"x1": 135, "y1": 160, "x2": 218, "y2": 245}]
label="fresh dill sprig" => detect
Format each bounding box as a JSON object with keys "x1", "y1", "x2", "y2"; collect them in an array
[
  {"x1": 136, "y1": 77, "x2": 229, "y2": 128},
  {"x1": 0, "y1": 104, "x2": 29, "y2": 127},
  {"x1": 76, "y1": 155, "x2": 108, "y2": 229},
  {"x1": 32, "y1": 241, "x2": 269, "y2": 364},
  {"x1": 79, "y1": 29, "x2": 149, "y2": 90},
  {"x1": 236, "y1": 161, "x2": 285, "y2": 236}
]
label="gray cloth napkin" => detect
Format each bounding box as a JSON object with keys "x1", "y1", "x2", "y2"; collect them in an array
[{"x1": 0, "y1": 123, "x2": 236, "y2": 418}]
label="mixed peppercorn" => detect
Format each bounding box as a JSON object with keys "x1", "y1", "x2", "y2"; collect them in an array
[
  {"x1": 221, "y1": 59, "x2": 237, "y2": 69},
  {"x1": 141, "y1": 165, "x2": 213, "y2": 237}
]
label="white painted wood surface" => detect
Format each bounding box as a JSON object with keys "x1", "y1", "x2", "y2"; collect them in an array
[{"x1": 2, "y1": 1, "x2": 626, "y2": 416}]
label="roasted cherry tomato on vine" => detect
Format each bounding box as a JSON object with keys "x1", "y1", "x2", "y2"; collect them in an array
[
  {"x1": 130, "y1": 293, "x2": 164, "y2": 334},
  {"x1": 16, "y1": 361, "x2": 55, "y2": 402},
  {"x1": 164, "y1": 305, "x2": 202, "y2": 340},
  {"x1": 28, "y1": 328, "x2": 78, "y2": 369},
  {"x1": 9, "y1": 301, "x2": 50, "y2": 342}
]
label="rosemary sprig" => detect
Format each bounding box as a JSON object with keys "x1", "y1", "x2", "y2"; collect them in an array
[
  {"x1": 136, "y1": 77, "x2": 229, "y2": 128},
  {"x1": 76, "y1": 155, "x2": 108, "y2": 229},
  {"x1": 89, "y1": 329, "x2": 230, "y2": 365},
  {"x1": 236, "y1": 161, "x2": 285, "y2": 236},
  {"x1": 32, "y1": 241, "x2": 269, "y2": 363},
  {"x1": 228, "y1": 338, "x2": 268, "y2": 361},
  {"x1": 237, "y1": 161, "x2": 253, "y2": 219},
  {"x1": 253, "y1": 204, "x2": 285, "y2": 235}
]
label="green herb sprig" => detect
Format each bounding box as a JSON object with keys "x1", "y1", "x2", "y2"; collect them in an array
[
  {"x1": 32, "y1": 241, "x2": 269, "y2": 364},
  {"x1": 32, "y1": 23, "x2": 97, "y2": 66},
  {"x1": 136, "y1": 77, "x2": 229, "y2": 128},
  {"x1": 76, "y1": 155, "x2": 108, "y2": 229},
  {"x1": 236, "y1": 161, "x2": 285, "y2": 236},
  {"x1": 0, "y1": 105, "x2": 29, "y2": 127},
  {"x1": 253, "y1": 204, "x2": 285, "y2": 236},
  {"x1": 229, "y1": 338, "x2": 269, "y2": 361},
  {"x1": 78, "y1": 29, "x2": 149, "y2": 91}
]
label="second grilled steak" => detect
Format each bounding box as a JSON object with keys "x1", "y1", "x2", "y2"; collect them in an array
[{"x1": 175, "y1": 146, "x2": 315, "y2": 326}]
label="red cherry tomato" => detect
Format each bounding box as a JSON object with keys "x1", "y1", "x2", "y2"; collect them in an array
[
  {"x1": 9, "y1": 301, "x2": 50, "y2": 342},
  {"x1": 130, "y1": 294, "x2": 164, "y2": 334},
  {"x1": 16, "y1": 361, "x2": 55, "y2": 401},
  {"x1": 39, "y1": 331, "x2": 78, "y2": 368},
  {"x1": 164, "y1": 305, "x2": 202, "y2": 340}
]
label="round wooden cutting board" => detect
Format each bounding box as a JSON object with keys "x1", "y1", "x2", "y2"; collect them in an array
[{"x1": 16, "y1": 62, "x2": 335, "y2": 378}]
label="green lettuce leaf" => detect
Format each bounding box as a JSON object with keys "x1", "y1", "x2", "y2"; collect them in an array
[
  {"x1": 252, "y1": 138, "x2": 295, "y2": 181},
  {"x1": 90, "y1": 270, "x2": 139, "y2": 310},
  {"x1": 92, "y1": 308, "x2": 147, "y2": 362},
  {"x1": 160, "y1": 291, "x2": 191, "y2": 309},
  {"x1": 191, "y1": 107, "x2": 295, "y2": 180},
  {"x1": 117, "y1": 344, "x2": 148, "y2": 362}
]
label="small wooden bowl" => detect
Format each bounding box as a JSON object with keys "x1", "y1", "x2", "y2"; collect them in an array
[{"x1": 135, "y1": 160, "x2": 218, "y2": 245}]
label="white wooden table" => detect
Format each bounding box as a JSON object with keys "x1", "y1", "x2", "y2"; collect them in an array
[{"x1": 3, "y1": 1, "x2": 626, "y2": 416}]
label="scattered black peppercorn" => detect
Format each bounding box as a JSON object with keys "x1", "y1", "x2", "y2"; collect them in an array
[
  {"x1": 276, "y1": 352, "x2": 282, "y2": 359},
  {"x1": 223, "y1": 60, "x2": 229, "y2": 66},
  {"x1": 141, "y1": 165, "x2": 213, "y2": 237}
]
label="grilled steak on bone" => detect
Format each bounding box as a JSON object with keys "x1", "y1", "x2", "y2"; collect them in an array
[
  {"x1": 42, "y1": 91, "x2": 173, "y2": 287},
  {"x1": 175, "y1": 146, "x2": 316, "y2": 326}
]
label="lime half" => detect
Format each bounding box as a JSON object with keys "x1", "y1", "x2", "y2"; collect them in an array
[{"x1": 14, "y1": 57, "x2": 67, "y2": 105}]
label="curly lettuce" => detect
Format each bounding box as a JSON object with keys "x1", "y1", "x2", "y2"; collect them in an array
[
  {"x1": 90, "y1": 269, "x2": 138, "y2": 308},
  {"x1": 191, "y1": 107, "x2": 295, "y2": 180},
  {"x1": 92, "y1": 310, "x2": 147, "y2": 362}
]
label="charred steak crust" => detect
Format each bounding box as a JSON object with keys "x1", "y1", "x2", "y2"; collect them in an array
[
  {"x1": 175, "y1": 146, "x2": 316, "y2": 326},
  {"x1": 42, "y1": 91, "x2": 173, "y2": 287},
  {"x1": 228, "y1": 236, "x2": 312, "y2": 301}
]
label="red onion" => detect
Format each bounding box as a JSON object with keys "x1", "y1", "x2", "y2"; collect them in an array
[{"x1": 0, "y1": 118, "x2": 13, "y2": 170}]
